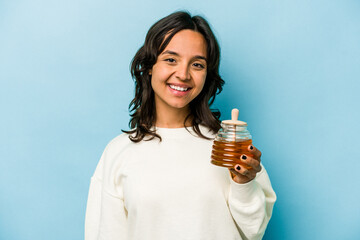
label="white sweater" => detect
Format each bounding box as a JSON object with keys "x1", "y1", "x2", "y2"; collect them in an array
[{"x1": 85, "y1": 126, "x2": 276, "y2": 240}]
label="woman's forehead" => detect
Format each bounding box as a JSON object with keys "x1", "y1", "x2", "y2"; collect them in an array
[{"x1": 161, "y1": 30, "x2": 207, "y2": 58}]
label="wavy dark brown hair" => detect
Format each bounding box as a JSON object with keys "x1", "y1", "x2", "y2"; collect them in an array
[{"x1": 123, "y1": 11, "x2": 225, "y2": 142}]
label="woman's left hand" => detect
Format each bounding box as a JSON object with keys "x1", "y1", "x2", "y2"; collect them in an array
[{"x1": 229, "y1": 144, "x2": 262, "y2": 184}]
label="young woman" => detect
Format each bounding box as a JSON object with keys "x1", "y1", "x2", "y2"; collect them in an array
[{"x1": 85, "y1": 11, "x2": 276, "y2": 240}]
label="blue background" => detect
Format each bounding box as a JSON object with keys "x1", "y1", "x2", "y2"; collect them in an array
[{"x1": 1, "y1": 0, "x2": 359, "y2": 239}]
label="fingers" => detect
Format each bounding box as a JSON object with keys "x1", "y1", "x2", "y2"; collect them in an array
[
  {"x1": 240, "y1": 154, "x2": 262, "y2": 172},
  {"x1": 231, "y1": 165, "x2": 257, "y2": 180},
  {"x1": 233, "y1": 165, "x2": 249, "y2": 176},
  {"x1": 229, "y1": 145, "x2": 262, "y2": 184},
  {"x1": 230, "y1": 168, "x2": 242, "y2": 179},
  {"x1": 248, "y1": 144, "x2": 262, "y2": 160}
]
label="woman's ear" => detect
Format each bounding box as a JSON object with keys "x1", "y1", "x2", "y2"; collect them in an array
[{"x1": 149, "y1": 69, "x2": 152, "y2": 75}]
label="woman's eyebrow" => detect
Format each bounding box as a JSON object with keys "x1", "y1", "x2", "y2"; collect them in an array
[
  {"x1": 161, "y1": 50, "x2": 179, "y2": 56},
  {"x1": 161, "y1": 50, "x2": 207, "y2": 62}
]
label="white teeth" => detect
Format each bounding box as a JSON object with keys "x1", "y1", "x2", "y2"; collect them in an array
[{"x1": 169, "y1": 84, "x2": 189, "y2": 92}]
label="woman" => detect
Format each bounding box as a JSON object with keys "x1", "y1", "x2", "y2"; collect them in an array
[{"x1": 85, "y1": 11, "x2": 276, "y2": 240}]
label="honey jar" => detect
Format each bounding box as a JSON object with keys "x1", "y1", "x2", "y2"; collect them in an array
[{"x1": 211, "y1": 108, "x2": 253, "y2": 169}]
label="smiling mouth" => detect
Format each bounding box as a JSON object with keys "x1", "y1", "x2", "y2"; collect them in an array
[{"x1": 168, "y1": 84, "x2": 191, "y2": 92}]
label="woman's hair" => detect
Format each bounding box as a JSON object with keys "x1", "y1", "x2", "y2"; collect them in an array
[{"x1": 123, "y1": 10, "x2": 225, "y2": 142}]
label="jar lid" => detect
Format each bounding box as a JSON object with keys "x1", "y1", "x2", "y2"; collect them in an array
[{"x1": 222, "y1": 108, "x2": 247, "y2": 126}]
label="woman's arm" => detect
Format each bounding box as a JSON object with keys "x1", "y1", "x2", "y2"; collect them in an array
[
  {"x1": 85, "y1": 176, "x2": 102, "y2": 239},
  {"x1": 85, "y1": 141, "x2": 128, "y2": 240},
  {"x1": 228, "y1": 166, "x2": 276, "y2": 240}
]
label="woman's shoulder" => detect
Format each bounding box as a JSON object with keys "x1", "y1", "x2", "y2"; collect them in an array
[
  {"x1": 103, "y1": 132, "x2": 134, "y2": 155},
  {"x1": 197, "y1": 124, "x2": 217, "y2": 139}
]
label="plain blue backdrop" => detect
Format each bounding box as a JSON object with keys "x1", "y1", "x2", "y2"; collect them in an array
[{"x1": 1, "y1": 0, "x2": 359, "y2": 239}]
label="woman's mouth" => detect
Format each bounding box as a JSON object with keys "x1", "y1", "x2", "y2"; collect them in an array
[{"x1": 168, "y1": 84, "x2": 190, "y2": 92}]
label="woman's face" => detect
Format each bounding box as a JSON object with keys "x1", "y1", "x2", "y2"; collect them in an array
[{"x1": 150, "y1": 29, "x2": 207, "y2": 114}]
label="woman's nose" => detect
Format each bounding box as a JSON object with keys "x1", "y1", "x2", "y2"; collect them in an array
[{"x1": 175, "y1": 64, "x2": 190, "y2": 81}]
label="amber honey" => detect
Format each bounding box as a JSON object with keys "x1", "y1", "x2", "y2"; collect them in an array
[{"x1": 211, "y1": 139, "x2": 253, "y2": 169}]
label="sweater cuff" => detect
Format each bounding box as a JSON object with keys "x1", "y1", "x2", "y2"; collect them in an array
[{"x1": 229, "y1": 169, "x2": 263, "y2": 205}]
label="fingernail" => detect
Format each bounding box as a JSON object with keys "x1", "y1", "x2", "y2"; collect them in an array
[
  {"x1": 241, "y1": 155, "x2": 247, "y2": 160},
  {"x1": 236, "y1": 166, "x2": 241, "y2": 171},
  {"x1": 249, "y1": 145, "x2": 254, "y2": 150}
]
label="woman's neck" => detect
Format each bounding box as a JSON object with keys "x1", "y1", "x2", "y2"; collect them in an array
[{"x1": 155, "y1": 106, "x2": 193, "y2": 128}]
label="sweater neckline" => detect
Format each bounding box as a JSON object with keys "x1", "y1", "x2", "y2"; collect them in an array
[{"x1": 153, "y1": 125, "x2": 215, "y2": 139}]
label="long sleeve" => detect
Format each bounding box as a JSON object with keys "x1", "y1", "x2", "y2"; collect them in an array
[
  {"x1": 84, "y1": 142, "x2": 128, "y2": 240},
  {"x1": 85, "y1": 176, "x2": 102, "y2": 239},
  {"x1": 228, "y1": 166, "x2": 276, "y2": 240}
]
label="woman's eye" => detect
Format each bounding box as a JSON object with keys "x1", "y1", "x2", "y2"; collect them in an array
[
  {"x1": 193, "y1": 63, "x2": 205, "y2": 69},
  {"x1": 165, "y1": 58, "x2": 176, "y2": 63}
]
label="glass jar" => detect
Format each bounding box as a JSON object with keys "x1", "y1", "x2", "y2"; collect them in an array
[{"x1": 211, "y1": 109, "x2": 253, "y2": 169}]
